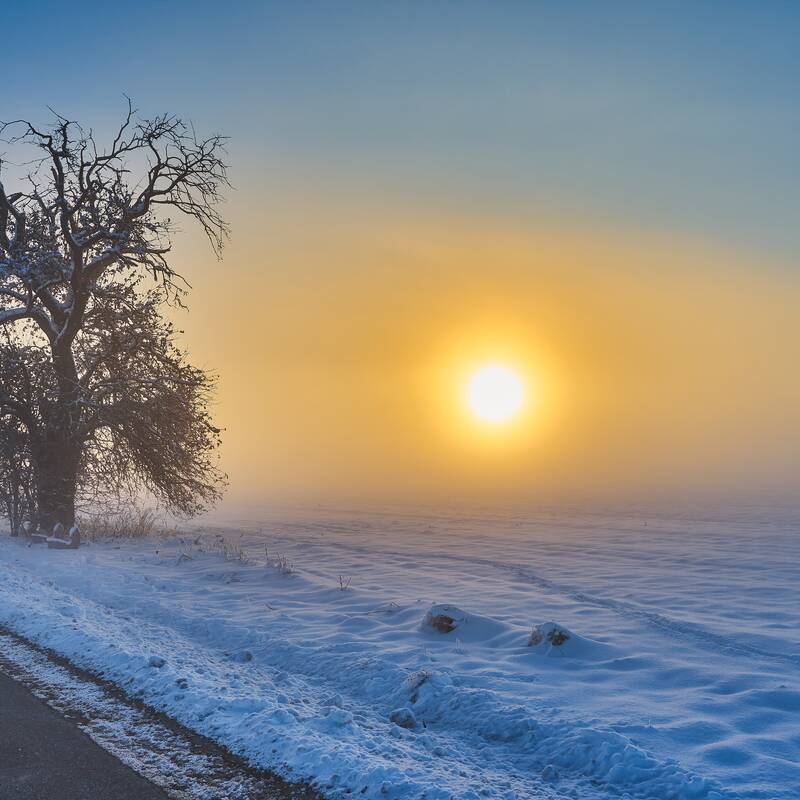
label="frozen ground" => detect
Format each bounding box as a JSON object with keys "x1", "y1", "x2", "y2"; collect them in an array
[{"x1": 0, "y1": 504, "x2": 798, "y2": 799}]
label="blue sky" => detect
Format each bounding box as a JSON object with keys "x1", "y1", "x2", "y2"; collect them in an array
[{"x1": 4, "y1": 1, "x2": 799, "y2": 258}]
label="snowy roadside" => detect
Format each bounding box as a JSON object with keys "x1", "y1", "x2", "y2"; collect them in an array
[
  {"x1": 0, "y1": 509, "x2": 780, "y2": 799},
  {"x1": 0, "y1": 626, "x2": 319, "y2": 800}
]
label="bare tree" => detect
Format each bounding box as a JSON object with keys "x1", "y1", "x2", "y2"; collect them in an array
[
  {"x1": 0, "y1": 102, "x2": 229, "y2": 531},
  {"x1": 0, "y1": 429, "x2": 34, "y2": 536},
  {"x1": 0, "y1": 333, "x2": 40, "y2": 534},
  {"x1": 76, "y1": 279, "x2": 225, "y2": 516},
  {"x1": 0, "y1": 413, "x2": 35, "y2": 537}
]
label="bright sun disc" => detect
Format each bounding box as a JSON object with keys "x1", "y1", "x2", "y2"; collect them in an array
[{"x1": 466, "y1": 365, "x2": 524, "y2": 423}]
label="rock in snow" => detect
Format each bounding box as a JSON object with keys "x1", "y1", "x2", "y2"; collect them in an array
[{"x1": 47, "y1": 524, "x2": 81, "y2": 550}]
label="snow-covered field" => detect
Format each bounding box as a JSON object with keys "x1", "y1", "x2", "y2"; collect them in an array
[{"x1": 0, "y1": 504, "x2": 798, "y2": 800}]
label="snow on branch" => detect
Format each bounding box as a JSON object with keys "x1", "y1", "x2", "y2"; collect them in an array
[{"x1": 0, "y1": 101, "x2": 230, "y2": 346}]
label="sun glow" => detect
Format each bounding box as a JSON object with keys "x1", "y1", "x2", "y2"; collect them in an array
[{"x1": 466, "y1": 365, "x2": 525, "y2": 423}]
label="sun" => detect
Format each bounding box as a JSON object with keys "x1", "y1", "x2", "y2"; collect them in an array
[{"x1": 466, "y1": 364, "x2": 524, "y2": 423}]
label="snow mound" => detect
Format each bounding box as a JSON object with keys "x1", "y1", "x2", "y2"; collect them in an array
[
  {"x1": 423, "y1": 603, "x2": 467, "y2": 633},
  {"x1": 421, "y1": 604, "x2": 508, "y2": 644},
  {"x1": 527, "y1": 621, "x2": 609, "y2": 658}
]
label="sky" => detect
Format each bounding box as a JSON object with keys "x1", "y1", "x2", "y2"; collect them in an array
[{"x1": 3, "y1": 2, "x2": 799, "y2": 508}]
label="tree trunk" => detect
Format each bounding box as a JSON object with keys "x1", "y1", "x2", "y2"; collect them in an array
[
  {"x1": 8, "y1": 491, "x2": 21, "y2": 536},
  {"x1": 32, "y1": 345, "x2": 82, "y2": 533},
  {"x1": 3, "y1": 473, "x2": 26, "y2": 536},
  {"x1": 34, "y1": 441, "x2": 79, "y2": 532}
]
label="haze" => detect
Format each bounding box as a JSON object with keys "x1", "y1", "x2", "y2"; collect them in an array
[{"x1": 7, "y1": 1, "x2": 798, "y2": 508}]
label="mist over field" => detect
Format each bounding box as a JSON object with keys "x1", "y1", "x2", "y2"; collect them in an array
[{"x1": 178, "y1": 213, "x2": 800, "y2": 509}]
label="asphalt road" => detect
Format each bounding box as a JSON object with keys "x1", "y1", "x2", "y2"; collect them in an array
[{"x1": 0, "y1": 669, "x2": 167, "y2": 800}]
